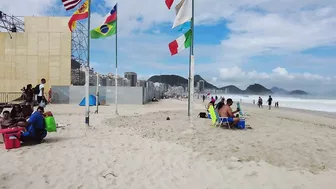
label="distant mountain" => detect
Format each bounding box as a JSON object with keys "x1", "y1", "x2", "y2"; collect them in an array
[
  {"x1": 244, "y1": 84, "x2": 273, "y2": 95},
  {"x1": 220, "y1": 85, "x2": 243, "y2": 94},
  {"x1": 147, "y1": 74, "x2": 218, "y2": 89},
  {"x1": 271, "y1": 87, "x2": 289, "y2": 94},
  {"x1": 147, "y1": 74, "x2": 308, "y2": 95},
  {"x1": 289, "y1": 90, "x2": 308, "y2": 95}
]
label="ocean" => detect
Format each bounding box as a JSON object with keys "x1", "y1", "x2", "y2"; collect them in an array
[{"x1": 207, "y1": 94, "x2": 336, "y2": 113}]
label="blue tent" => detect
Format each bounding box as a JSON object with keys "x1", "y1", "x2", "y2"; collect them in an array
[{"x1": 79, "y1": 94, "x2": 100, "y2": 106}]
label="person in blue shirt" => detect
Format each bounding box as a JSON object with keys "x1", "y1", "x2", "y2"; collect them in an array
[{"x1": 21, "y1": 106, "x2": 47, "y2": 143}]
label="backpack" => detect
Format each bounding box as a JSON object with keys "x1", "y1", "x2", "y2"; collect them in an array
[
  {"x1": 198, "y1": 112, "x2": 207, "y2": 118},
  {"x1": 34, "y1": 84, "x2": 40, "y2": 94}
]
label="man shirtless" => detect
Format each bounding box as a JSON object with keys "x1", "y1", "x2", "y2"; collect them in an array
[
  {"x1": 0, "y1": 110, "x2": 15, "y2": 129},
  {"x1": 219, "y1": 98, "x2": 240, "y2": 127}
]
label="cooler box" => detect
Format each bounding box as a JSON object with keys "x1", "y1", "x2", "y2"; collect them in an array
[
  {"x1": 237, "y1": 120, "x2": 246, "y2": 129},
  {"x1": 4, "y1": 132, "x2": 21, "y2": 149},
  {"x1": 0, "y1": 128, "x2": 24, "y2": 150}
]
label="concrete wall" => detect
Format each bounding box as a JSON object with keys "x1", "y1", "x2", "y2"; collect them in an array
[
  {"x1": 52, "y1": 86, "x2": 156, "y2": 105},
  {"x1": 0, "y1": 17, "x2": 71, "y2": 92}
]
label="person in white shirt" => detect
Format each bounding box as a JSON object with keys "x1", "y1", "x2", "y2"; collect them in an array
[{"x1": 37, "y1": 78, "x2": 46, "y2": 104}]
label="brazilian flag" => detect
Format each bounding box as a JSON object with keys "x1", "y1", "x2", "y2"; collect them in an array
[{"x1": 90, "y1": 21, "x2": 116, "y2": 39}]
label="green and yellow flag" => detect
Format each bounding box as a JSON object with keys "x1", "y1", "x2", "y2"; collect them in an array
[{"x1": 90, "y1": 21, "x2": 116, "y2": 39}]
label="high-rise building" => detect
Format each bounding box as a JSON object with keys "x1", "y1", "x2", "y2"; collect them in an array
[
  {"x1": 124, "y1": 72, "x2": 137, "y2": 87},
  {"x1": 199, "y1": 80, "x2": 205, "y2": 92}
]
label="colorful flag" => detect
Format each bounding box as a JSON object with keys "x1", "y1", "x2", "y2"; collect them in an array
[
  {"x1": 102, "y1": 4, "x2": 117, "y2": 24},
  {"x1": 68, "y1": 0, "x2": 89, "y2": 32},
  {"x1": 172, "y1": 0, "x2": 191, "y2": 28},
  {"x1": 90, "y1": 5, "x2": 118, "y2": 39},
  {"x1": 165, "y1": 0, "x2": 174, "y2": 9},
  {"x1": 90, "y1": 21, "x2": 117, "y2": 39},
  {"x1": 62, "y1": 0, "x2": 82, "y2": 11},
  {"x1": 168, "y1": 29, "x2": 192, "y2": 55}
]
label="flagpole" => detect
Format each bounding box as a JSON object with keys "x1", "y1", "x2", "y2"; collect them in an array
[
  {"x1": 95, "y1": 72, "x2": 99, "y2": 113},
  {"x1": 85, "y1": 0, "x2": 91, "y2": 126},
  {"x1": 187, "y1": 0, "x2": 194, "y2": 117},
  {"x1": 115, "y1": 3, "x2": 119, "y2": 115}
]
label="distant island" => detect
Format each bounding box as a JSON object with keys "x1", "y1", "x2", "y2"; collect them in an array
[{"x1": 148, "y1": 74, "x2": 309, "y2": 95}]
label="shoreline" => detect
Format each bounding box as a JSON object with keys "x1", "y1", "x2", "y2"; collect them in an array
[{"x1": 240, "y1": 102, "x2": 336, "y2": 119}]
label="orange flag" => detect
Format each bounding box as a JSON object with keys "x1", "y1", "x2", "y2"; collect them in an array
[{"x1": 68, "y1": 0, "x2": 89, "y2": 32}]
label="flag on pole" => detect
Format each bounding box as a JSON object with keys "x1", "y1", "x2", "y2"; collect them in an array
[
  {"x1": 169, "y1": 29, "x2": 192, "y2": 55},
  {"x1": 172, "y1": 0, "x2": 191, "y2": 28},
  {"x1": 102, "y1": 5, "x2": 117, "y2": 24},
  {"x1": 62, "y1": 0, "x2": 82, "y2": 11},
  {"x1": 68, "y1": 0, "x2": 89, "y2": 32},
  {"x1": 90, "y1": 5, "x2": 117, "y2": 39},
  {"x1": 90, "y1": 21, "x2": 116, "y2": 39},
  {"x1": 165, "y1": 0, "x2": 174, "y2": 9}
]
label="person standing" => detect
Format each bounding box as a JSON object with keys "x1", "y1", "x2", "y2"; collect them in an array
[
  {"x1": 48, "y1": 88, "x2": 52, "y2": 104},
  {"x1": 258, "y1": 97, "x2": 263, "y2": 108},
  {"x1": 267, "y1": 95, "x2": 273, "y2": 110},
  {"x1": 36, "y1": 78, "x2": 46, "y2": 105}
]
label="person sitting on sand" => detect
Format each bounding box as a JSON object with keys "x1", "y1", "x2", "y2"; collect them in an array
[
  {"x1": 11, "y1": 105, "x2": 25, "y2": 120},
  {"x1": 20, "y1": 106, "x2": 47, "y2": 143},
  {"x1": 216, "y1": 98, "x2": 225, "y2": 111},
  {"x1": 219, "y1": 98, "x2": 240, "y2": 127},
  {"x1": 206, "y1": 98, "x2": 216, "y2": 112},
  {"x1": 0, "y1": 110, "x2": 15, "y2": 129},
  {"x1": 0, "y1": 107, "x2": 3, "y2": 123}
]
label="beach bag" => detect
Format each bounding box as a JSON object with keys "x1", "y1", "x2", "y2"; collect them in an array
[
  {"x1": 39, "y1": 100, "x2": 46, "y2": 108},
  {"x1": 198, "y1": 112, "x2": 207, "y2": 118},
  {"x1": 45, "y1": 116, "x2": 57, "y2": 132}
]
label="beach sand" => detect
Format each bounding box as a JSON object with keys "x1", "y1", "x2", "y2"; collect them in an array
[{"x1": 1, "y1": 99, "x2": 336, "y2": 189}]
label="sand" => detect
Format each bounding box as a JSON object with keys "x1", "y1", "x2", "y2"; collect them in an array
[{"x1": 1, "y1": 99, "x2": 336, "y2": 189}]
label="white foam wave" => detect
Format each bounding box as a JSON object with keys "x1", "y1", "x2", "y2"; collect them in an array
[{"x1": 209, "y1": 94, "x2": 336, "y2": 113}]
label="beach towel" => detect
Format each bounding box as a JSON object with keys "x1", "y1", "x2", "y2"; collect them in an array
[{"x1": 208, "y1": 105, "x2": 217, "y2": 127}]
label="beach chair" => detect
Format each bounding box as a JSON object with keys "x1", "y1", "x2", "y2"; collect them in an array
[{"x1": 208, "y1": 105, "x2": 230, "y2": 128}]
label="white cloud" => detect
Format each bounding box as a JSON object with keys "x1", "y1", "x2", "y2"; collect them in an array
[
  {"x1": 216, "y1": 66, "x2": 334, "y2": 92},
  {"x1": 0, "y1": 0, "x2": 55, "y2": 16}
]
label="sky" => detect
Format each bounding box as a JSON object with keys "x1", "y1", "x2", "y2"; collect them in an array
[{"x1": 1, "y1": 0, "x2": 336, "y2": 93}]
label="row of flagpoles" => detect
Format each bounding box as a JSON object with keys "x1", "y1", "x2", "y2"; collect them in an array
[
  {"x1": 62, "y1": 0, "x2": 119, "y2": 125},
  {"x1": 165, "y1": 0, "x2": 194, "y2": 117},
  {"x1": 61, "y1": 0, "x2": 195, "y2": 124}
]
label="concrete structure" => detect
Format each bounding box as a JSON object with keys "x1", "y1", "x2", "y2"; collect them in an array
[
  {"x1": 124, "y1": 72, "x2": 137, "y2": 87},
  {"x1": 0, "y1": 16, "x2": 71, "y2": 92},
  {"x1": 51, "y1": 85, "x2": 162, "y2": 105}
]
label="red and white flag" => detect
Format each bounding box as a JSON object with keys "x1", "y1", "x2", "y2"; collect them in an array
[{"x1": 62, "y1": 0, "x2": 82, "y2": 11}]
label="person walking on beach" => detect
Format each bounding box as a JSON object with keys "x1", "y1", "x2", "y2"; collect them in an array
[
  {"x1": 267, "y1": 95, "x2": 273, "y2": 110},
  {"x1": 258, "y1": 97, "x2": 263, "y2": 108},
  {"x1": 35, "y1": 78, "x2": 46, "y2": 106}
]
